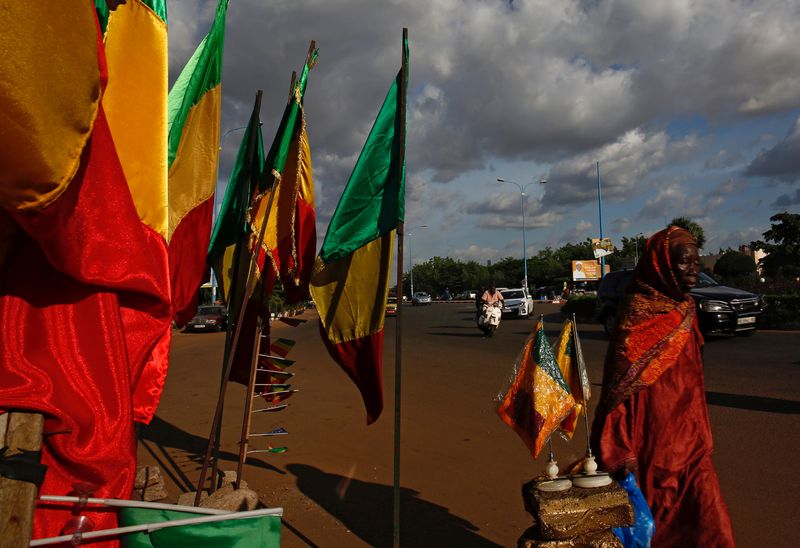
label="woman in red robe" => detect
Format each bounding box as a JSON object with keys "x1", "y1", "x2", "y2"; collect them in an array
[{"x1": 591, "y1": 226, "x2": 735, "y2": 547}]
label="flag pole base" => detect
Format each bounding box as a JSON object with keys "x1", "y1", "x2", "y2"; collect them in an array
[
  {"x1": 534, "y1": 457, "x2": 572, "y2": 492},
  {"x1": 571, "y1": 456, "x2": 613, "y2": 488},
  {"x1": 534, "y1": 478, "x2": 573, "y2": 492}
]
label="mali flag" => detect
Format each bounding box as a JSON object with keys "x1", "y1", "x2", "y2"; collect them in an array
[
  {"x1": 0, "y1": 2, "x2": 170, "y2": 541},
  {"x1": 497, "y1": 321, "x2": 576, "y2": 458},
  {"x1": 553, "y1": 318, "x2": 591, "y2": 438},
  {"x1": 208, "y1": 93, "x2": 265, "y2": 313},
  {"x1": 102, "y1": 0, "x2": 172, "y2": 421},
  {"x1": 167, "y1": 0, "x2": 228, "y2": 326},
  {"x1": 250, "y1": 48, "x2": 318, "y2": 305},
  {"x1": 309, "y1": 37, "x2": 408, "y2": 424}
]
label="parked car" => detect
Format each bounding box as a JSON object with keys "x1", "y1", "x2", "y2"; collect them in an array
[
  {"x1": 499, "y1": 288, "x2": 534, "y2": 318},
  {"x1": 460, "y1": 289, "x2": 478, "y2": 300},
  {"x1": 596, "y1": 270, "x2": 765, "y2": 336},
  {"x1": 185, "y1": 305, "x2": 228, "y2": 332},
  {"x1": 386, "y1": 296, "x2": 398, "y2": 317},
  {"x1": 412, "y1": 292, "x2": 432, "y2": 306}
]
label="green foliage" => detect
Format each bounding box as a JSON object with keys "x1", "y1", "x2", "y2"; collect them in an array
[
  {"x1": 759, "y1": 295, "x2": 800, "y2": 329},
  {"x1": 713, "y1": 250, "x2": 757, "y2": 281},
  {"x1": 560, "y1": 295, "x2": 596, "y2": 320},
  {"x1": 668, "y1": 217, "x2": 706, "y2": 250},
  {"x1": 751, "y1": 212, "x2": 800, "y2": 280}
]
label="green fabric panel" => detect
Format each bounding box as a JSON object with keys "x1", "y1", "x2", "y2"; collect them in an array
[
  {"x1": 260, "y1": 49, "x2": 318, "y2": 188},
  {"x1": 207, "y1": 101, "x2": 265, "y2": 262},
  {"x1": 119, "y1": 508, "x2": 281, "y2": 547},
  {"x1": 533, "y1": 328, "x2": 570, "y2": 392},
  {"x1": 140, "y1": 0, "x2": 167, "y2": 24},
  {"x1": 318, "y1": 53, "x2": 408, "y2": 264},
  {"x1": 167, "y1": 0, "x2": 228, "y2": 168},
  {"x1": 95, "y1": 0, "x2": 109, "y2": 34}
]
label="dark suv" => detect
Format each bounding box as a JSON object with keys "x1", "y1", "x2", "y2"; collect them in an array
[{"x1": 596, "y1": 270, "x2": 765, "y2": 336}]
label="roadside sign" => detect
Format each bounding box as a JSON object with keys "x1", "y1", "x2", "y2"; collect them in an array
[
  {"x1": 591, "y1": 237, "x2": 614, "y2": 259},
  {"x1": 572, "y1": 260, "x2": 601, "y2": 280}
]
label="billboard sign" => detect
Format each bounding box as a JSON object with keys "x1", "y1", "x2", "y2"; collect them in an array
[
  {"x1": 572, "y1": 260, "x2": 601, "y2": 281},
  {"x1": 591, "y1": 237, "x2": 614, "y2": 259}
]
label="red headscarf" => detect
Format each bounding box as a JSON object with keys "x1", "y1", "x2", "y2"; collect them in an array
[{"x1": 598, "y1": 226, "x2": 700, "y2": 411}]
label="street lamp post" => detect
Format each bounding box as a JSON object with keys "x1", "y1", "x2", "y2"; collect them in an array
[
  {"x1": 496, "y1": 177, "x2": 547, "y2": 291},
  {"x1": 407, "y1": 225, "x2": 428, "y2": 299},
  {"x1": 596, "y1": 162, "x2": 605, "y2": 280}
]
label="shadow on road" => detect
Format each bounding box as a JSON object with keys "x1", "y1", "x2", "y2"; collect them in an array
[
  {"x1": 138, "y1": 416, "x2": 285, "y2": 493},
  {"x1": 286, "y1": 464, "x2": 502, "y2": 548},
  {"x1": 706, "y1": 392, "x2": 800, "y2": 414}
]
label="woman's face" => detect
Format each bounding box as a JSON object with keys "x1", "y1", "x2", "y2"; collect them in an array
[{"x1": 671, "y1": 243, "x2": 700, "y2": 292}]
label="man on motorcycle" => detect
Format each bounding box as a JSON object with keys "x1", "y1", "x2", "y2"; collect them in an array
[{"x1": 479, "y1": 285, "x2": 504, "y2": 337}]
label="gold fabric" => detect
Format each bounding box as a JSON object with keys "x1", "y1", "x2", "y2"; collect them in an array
[
  {"x1": 251, "y1": 110, "x2": 313, "y2": 277},
  {"x1": 310, "y1": 232, "x2": 394, "y2": 345},
  {"x1": 166, "y1": 86, "x2": 221, "y2": 242},
  {"x1": 523, "y1": 481, "x2": 634, "y2": 540},
  {"x1": 103, "y1": 0, "x2": 168, "y2": 237},
  {"x1": 0, "y1": 0, "x2": 100, "y2": 211}
]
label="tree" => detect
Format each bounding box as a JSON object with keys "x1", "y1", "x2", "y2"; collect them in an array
[
  {"x1": 668, "y1": 217, "x2": 706, "y2": 250},
  {"x1": 751, "y1": 212, "x2": 800, "y2": 279},
  {"x1": 713, "y1": 250, "x2": 757, "y2": 281}
]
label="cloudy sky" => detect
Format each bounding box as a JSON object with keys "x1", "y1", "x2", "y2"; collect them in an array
[{"x1": 168, "y1": 0, "x2": 800, "y2": 266}]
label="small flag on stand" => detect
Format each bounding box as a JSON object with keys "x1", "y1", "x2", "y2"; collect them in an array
[
  {"x1": 497, "y1": 320, "x2": 576, "y2": 458},
  {"x1": 553, "y1": 318, "x2": 591, "y2": 438}
]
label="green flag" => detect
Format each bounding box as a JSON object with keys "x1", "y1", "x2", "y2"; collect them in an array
[
  {"x1": 317, "y1": 36, "x2": 409, "y2": 264},
  {"x1": 119, "y1": 508, "x2": 281, "y2": 548},
  {"x1": 260, "y1": 47, "x2": 318, "y2": 187},
  {"x1": 207, "y1": 94, "x2": 265, "y2": 305}
]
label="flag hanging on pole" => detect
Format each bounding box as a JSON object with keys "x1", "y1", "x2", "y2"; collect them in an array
[
  {"x1": 167, "y1": 0, "x2": 229, "y2": 326},
  {"x1": 497, "y1": 321, "x2": 576, "y2": 458},
  {"x1": 309, "y1": 37, "x2": 409, "y2": 425},
  {"x1": 552, "y1": 318, "x2": 591, "y2": 438},
  {"x1": 249, "y1": 47, "x2": 318, "y2": 305},
  {"x1": 0, "y1": 1, "x2": 171, "y2": 540},
  {"x1": 208, "y1": 93, "x2": 265, "y2": 313}
]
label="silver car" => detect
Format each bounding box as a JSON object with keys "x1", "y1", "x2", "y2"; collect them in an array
[
  {"x1": 500, "y1": 288, "x2": 533, "y2": 318},
  {"x1": 412, "y1": 292, "x2": 432, "y2": 306}
]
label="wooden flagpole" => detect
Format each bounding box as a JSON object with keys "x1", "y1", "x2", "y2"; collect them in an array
[
  {"x1": 209, "y1": 89, "x2": 264, "y2": 493},
  {"x1": 392, "y1": 27, "x2": 409, "y2": 548}
]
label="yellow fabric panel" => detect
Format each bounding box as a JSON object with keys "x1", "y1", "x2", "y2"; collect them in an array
[
  {"x1": 251, "y1": 117, "x2": 313, "y2": 275},
  {"x1": 310, "y1": 232, "x2": 394, "y2": 345},
  {"x1": 166, "y1": 86, "x2": 221, "y2": 242},
  {"x1": 0, "y1": 0, "x2": 100, "y2": 211},
  {"x1": 103, "y1": 0, "x2": 168, "y2": 238}
]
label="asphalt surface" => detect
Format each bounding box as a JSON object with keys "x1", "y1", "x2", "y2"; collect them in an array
[{"x1": 139, "y1": 302, "x2": 800, "y2": 547}]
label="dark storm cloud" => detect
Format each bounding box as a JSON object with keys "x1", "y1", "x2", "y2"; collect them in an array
[
  {"x1": 771, "y1": 189, "x2": 800, "y2": 209},
  {"x1": 745, "y1": 117, "x2": 800, "y2": 182},
  {"x1": 168, "y1": 0, "x2": 800, "y2": 221}
]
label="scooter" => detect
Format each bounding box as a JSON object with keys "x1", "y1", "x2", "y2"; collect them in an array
[{"x1": 478, "y1": 301, "x2": 503, "y2": 337}]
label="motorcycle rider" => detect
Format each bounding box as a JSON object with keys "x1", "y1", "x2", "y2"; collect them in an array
[{"x1": 479, "y1": 284, "x2": 504, "y2": 337}]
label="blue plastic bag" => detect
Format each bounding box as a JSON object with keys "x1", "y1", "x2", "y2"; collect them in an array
[{"x1": 612, "y1": 472, "x2": 655, "y2": 548}]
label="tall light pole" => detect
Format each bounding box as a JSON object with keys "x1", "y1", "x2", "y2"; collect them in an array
[
  {"x1": 596, "y1": 162, "x2": 605, "y2": 279},
  {"x1": 407, "y1": 225, "x2": 427, "y2": 299},
  {"x1": 496, "y1": 177, "x2": 547, "y2": 291}
]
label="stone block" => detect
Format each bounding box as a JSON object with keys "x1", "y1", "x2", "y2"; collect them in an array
[{"x1": 518, "y1": 526, "x2": 623, "y2": 547}]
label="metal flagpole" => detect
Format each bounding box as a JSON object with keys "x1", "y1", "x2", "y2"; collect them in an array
[{"x1": 393, "y1": 27, "x2": 409, "y2": 548}]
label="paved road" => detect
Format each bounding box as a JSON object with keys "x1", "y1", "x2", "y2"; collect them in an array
[{"x1": 140, "y1": 302, "x2": 799, "y2": 547}]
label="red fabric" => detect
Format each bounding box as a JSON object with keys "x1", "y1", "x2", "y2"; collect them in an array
[
  {"x1": 282, "y1": 197, "x2": 316, "y2": 304},
  {"x1": 168, "y1": 196, "x2": 213, "y2": 326},
  {"x1": 591, "y1": 227, "x2": 734, "y2": 546},
  {"x1": 319, "y1": 324, "x2": 384, "y2": 424},
  {"x1": 1, "y1": 105, "x2": 171, "y2": 541}
]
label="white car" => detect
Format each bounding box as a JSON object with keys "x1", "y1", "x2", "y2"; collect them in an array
[
  {"x1": 412, "y1": 292, "x2": 432, "y2": 306},
  {"x1": 499, "y1": 288, "x2": 534, "y2": 318}
]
